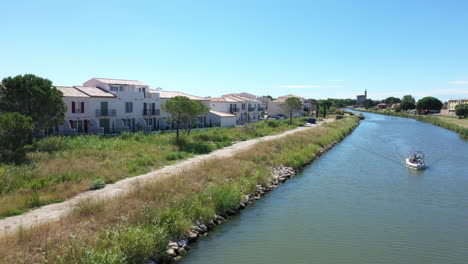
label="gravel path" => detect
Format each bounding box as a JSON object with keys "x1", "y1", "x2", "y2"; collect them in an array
[{"x1": 0, "y1": 120, "x2": 333, "y2": 237}]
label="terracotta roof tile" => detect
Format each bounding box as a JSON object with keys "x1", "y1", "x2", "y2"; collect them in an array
[
  {"x1": 74, "y1": 86, "x2": 116, "y2": 98},
  {"x1": 94, "y1": 78, "x2": 148, "y2": 86},
  {"x1": 56, "y1": 86, "x2": 90, "y2": 98},
  {"x1": 155, "y1": 91, "x2": 207, "y2": 101}
]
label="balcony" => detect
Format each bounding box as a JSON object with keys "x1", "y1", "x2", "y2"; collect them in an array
[
  {"x1": 248, "y1": 107, "x2": 255, "y2": 112},
  {"x1": 143, "y1": 109, "x2": 160, "y2": 116},
  {"x1": 96, "y1": 109, "x2": 117, "y2": 117}
]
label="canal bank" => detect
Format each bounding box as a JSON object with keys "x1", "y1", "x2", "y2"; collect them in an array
[
  {"x1": 353, "y1": 108, "x2": 468, "y2": 139},
  {"x1": 0, "y1": 117, "x2": 359, "y2": 263},
  {"x1": 180, "y1": 111, "x2": 468, "y2": 264}
]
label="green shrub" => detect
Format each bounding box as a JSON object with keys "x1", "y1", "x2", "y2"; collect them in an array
[
  {"x1": 89, "y1": 178, "x2": 106, "y2": 190},
  {"x1": 266, "y1": 120, "x2": 280, "y2": 128},
  {"x1": 33, "y1": 136, "x2": 69, "y2": 152},
  {"x1": 164, "y1": 152, "x2": 187, "y2": 161},
  {"x1": 0, "y1": 112, "x2": 34, "y2": 163},
  {"x1": 209, "y1": 186, "x2": 242, "y2": 214}
]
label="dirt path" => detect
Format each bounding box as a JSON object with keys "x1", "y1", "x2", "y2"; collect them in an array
[{"x1": 0, "y1": 119, "x2": 333, "y2": 237}]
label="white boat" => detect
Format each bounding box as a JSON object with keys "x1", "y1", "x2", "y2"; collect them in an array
[{"x1": 406, "y1": 151, "x2": 426, "y2": 170}]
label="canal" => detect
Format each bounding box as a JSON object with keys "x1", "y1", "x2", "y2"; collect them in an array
[{"x1": 181, "y1": 112, "x2": 468, "y2": 264}]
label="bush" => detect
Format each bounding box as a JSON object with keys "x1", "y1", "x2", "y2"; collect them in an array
[
  {"x1": 455, "y1": 104, "x2": 468, "y2": 118},
  {"x1": 0, "y1": 112, "x2": 34, "y2": 163},
  {"x1": 33, "y1": 136, "x2": 69, "y2": 152},
  {"x1": 89, "y1": 178, "x2": 106, "y2": 190}
]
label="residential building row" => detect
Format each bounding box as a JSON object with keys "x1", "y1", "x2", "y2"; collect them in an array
[{"x1": 56, "y1": 78, "x2": 316, "y2": 135}]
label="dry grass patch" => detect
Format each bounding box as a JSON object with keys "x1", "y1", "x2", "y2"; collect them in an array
[{"x1": 0, "y1": 118, "x2": 359, "y2": 263}]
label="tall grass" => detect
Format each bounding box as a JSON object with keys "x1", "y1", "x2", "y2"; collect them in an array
[
  {"x1": 0, "y1": 117, "x2": 359, "y2": 263},
  {"x1": 0, "y1": 119, "x2": 306, "y2": 217},
  {"x1": 359, "y1": 109, "x2": 468, "y2": 139}
]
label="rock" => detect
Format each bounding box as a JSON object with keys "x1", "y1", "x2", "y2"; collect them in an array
[
  {"x1": 166, "y1": 248, "x2": 177, "y2": 257},
  {"x1": 193, "y1": 225, "x2": 204, "y2": 234},
  {"x1": 199, "y1": 224, "x2": 208, "y2": 232},
  {"x1": 173, "y1": 256, "x2": 183, "y2": 262},
  {"x1": 187, "y1": 231, "x2": 198, "y2": 242},
  {"x1": 238, "y1": 202, "x2": 246, "y2": 209},
  {"x1": 215, "y1": 215, "x2": 225, "y2": 221},
  {"x1": 177, "y1": 239, "x2": 187, "y2": 248},
  {"x1": 177, "y1": 247, "x2": 187, "y2": 255},
  {"x1": 227, "y1": 209, "x2": 237, "y2": 216}
]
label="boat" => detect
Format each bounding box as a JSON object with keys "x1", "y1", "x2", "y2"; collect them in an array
[{"x1": 406, "y1": 151, "x2": 426, "y2": 170}]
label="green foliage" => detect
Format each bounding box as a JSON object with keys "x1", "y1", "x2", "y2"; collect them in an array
[
  {"x1": 416, "y1": 96, "x2": 443, "y2": 111},
  {"x1": 318, "y1": 99, "x2": 333, "y2": 117},
  {"x1": 33, "y1": 136, "x2": 69, "y2": 152},
  {"x1": 362, "y1": 99, "x2": 375, "y2": 109},
  {"x1": 89, "y1": 178, "x2": 106, "y2": 190},
  {"x1": 162, "y1": 96, "x2": 210, "y2": 140},
  {"x1": 384, "y1": 97, "x2": 401, "y2": 105},
  {"x1": 0, "y1": 74, "x2": 66, "y2": 131},
  {"x1": 400, "y1": 95, "x2": 416, "y2": 110},
  {"x1": 455, "y1": 103, "x2": 468, "y2": 118},
  {"x1": 0, "y1": 112, "x2": 34, "y2": 163},
  {"x1": 209, "y1": 186, "x2": 242, "y2": 214},
  {"x1": 280, "y1": 97, "x2": 303, "y2": 124}
]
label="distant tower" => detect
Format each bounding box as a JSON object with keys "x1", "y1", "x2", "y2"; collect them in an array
[{"x1": 365, "y1": 89, "x2": 367, "y2": 99}]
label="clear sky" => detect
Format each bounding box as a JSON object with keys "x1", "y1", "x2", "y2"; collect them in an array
[{"x1": 2, "y1": 0, "x2": 468, "y2": 101}]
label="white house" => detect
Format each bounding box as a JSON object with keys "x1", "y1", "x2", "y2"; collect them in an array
[
  {"x1": 208, "y1": 110, "x2": 237, "y2": 127},
  {"x1": 209, "y1": 94, "x2": 262, "y2": 124},
  {"x1": 268, "y1": 94, "x2": 313, "y2": 118},
  {"x1": 83, "y1": 78, "x2": 160, "y2": 133},
  {"x1": 57, "y1": 86, "x2": 116, "y2": 135}
]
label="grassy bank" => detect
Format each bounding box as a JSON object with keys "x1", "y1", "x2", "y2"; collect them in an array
[
  {"x1": 0, "y1": 118, "x2": 306, "y2": 218},
  {"x1": 356, "y1": 109, "x2": 468, "y2": 139},
  {"x1": 0, "y1": 117, "x2": 359, "y2": 263}
]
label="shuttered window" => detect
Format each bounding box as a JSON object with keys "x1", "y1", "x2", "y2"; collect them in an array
[{"x1": 125, "y1": 102, "x2": 133, "y2": 113}]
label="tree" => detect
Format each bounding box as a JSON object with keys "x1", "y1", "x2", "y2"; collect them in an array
[
  {"x1": 320, "y1": 99, "x2": 332, "y2": 117},
  {"x1": 416, "y1": 97, "x2": 443, "y2": 112},
  {"x1": 185, "y1": 100, "x2": 210, "y2": 134},
  {"x1": 400, "y1": 95, "x2": 416, "y2": 110},
  {"x1": 280, "y1": 97, "x2": 302, "y2": 124},
  {"x1": 0, "y1": 74, "x2": 66, "y2": 134},
  {"x1": 0, "y1": 112, "x2": 34, "y2": 163},
  {"x1": 384, "y1": 97, "x2": 401, "y2": 105},
  {"x1": 455, "y1": 104, "x2": 468, "y2": 118},
  {"x1": 362, "y1": 99, "x2": 375, "y2": 109},
  {"x1": 162, "y1": 96, "x2": 210, "y2": 140},
  {"x1": 315, "y1": 101, "x2": 320, "y2": 118}
]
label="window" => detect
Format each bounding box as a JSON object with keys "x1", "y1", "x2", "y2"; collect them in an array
[
  {"x1": 110, "y1": 85, "x2": 119, "y2": 91},
  {"x1": 242, "y1": 104, "x2": 245, "y2": 110},
  {"x1": 69, "y1": 120, "x2": 84, "y2": 133},
  {"x1": 125, "y1": 102, "x2": 133, "y2": 113},
  {"x1": 145, "y1": 118, "x2": 153, "y2": 126},
  {"x1": 122, "y1": 118, "x2": 132, "y2": 128},
  {"x1": 71, "y1": 101, "x2": 85, "y2": 113}
]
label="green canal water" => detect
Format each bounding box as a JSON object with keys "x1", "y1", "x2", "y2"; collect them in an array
[{"x1": 181, "y1": 112, "x2": 468, "y2": 264}]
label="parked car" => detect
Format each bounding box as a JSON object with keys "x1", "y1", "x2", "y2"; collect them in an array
[{"x1": 275, "y1": 114, "x2": 286, "y2": 120}]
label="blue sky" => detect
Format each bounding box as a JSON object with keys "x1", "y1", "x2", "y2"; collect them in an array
[{"x1": 2, "y1": 0, "x2": 468, "y2": 101}]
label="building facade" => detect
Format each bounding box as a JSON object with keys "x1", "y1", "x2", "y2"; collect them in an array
[
  {"x1": 448, "y1": 99, "x2": 468, "y2": 115},
  {"x1": 356, "y1": 89, "x2": 367, "y2": 105},
  {"x1": 209, "y1": 94, "x2": 261, "y2": 124}
]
